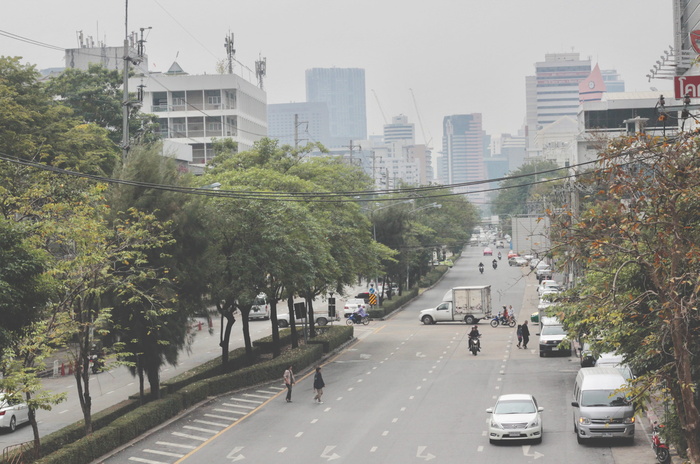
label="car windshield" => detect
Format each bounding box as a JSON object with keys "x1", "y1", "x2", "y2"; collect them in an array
[
  {"x1": 541, "y1": 325, "x2": 566, "y2": 336},
  {"x1": 253, "y1": 297, "x2": 266, "y2": 305},
  {"x1": 494, "y1": 399, "x2": 536, "y2": 414},
  {"x1": 581, "y1": 390, "x2": 628, "y2": 407}
]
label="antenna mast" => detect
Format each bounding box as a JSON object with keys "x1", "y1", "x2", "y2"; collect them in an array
[
  {"x1": 224, "y1": 32, "x2": 235, "y2": 74},
  {"x1": 255, "y1": 54, "x2": 267, "y2": 89}
]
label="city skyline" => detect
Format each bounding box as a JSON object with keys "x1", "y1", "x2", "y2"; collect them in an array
[{"x1": 1, "y1": 0, "x2": 675, "y2": 149}]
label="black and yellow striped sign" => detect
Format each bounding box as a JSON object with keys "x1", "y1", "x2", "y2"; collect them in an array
[{"x1": 369, "y1": 294, "x2": 377, "y2": 305}]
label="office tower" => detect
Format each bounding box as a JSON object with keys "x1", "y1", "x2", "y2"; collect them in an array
[
  {"x1": 267, "y1": 102, "x2": 331, "y2": 147},
  {"x1": 525, "y1": 53, "x2": 591, "y2": 148},
  {"x1": 305, "y1": 68, "x2": 367, "y2": 144},
  {"x1": 440, "y1": 114, "x2": 486, "y2": 190}
]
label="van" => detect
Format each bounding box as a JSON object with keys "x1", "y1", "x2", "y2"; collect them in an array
[
  {"x1": 249, "y1": 293, "x2": 270, "y2": 320},
  {"x1": 571, "y1": 367, "x2": 635, "y2": 444}
]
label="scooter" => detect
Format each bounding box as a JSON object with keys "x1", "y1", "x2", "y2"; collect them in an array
[
  {"x1": 346, "y1": 313, "x2": 370, "y2": 326},
  {"x1": 478, "y1": 265, "x2": 484, "y2": 274},
  {"x1": 468, "y1": 335, "x2": 480, "y2": 356},
  {"x1": 490, "y1": 313, "x2": 516, "y2": 328},
  {"x1": 652, "y1": 422, "x2": 670, "y2": 463}
]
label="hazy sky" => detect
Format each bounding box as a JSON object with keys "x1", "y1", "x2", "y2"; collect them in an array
[{"x1": 2, "y1": 0, "x2": 675, "y2": 150}]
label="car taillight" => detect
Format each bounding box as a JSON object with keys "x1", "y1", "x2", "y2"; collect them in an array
[{"x1": 0, "y1": 411, "x2": 5, "y2": 416}]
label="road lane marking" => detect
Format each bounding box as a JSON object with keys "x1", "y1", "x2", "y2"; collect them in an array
[
  {"x1": 477, "y1": 445, "x2": 484, "y2": 452},
  {"x1": 171, "y1": 432, "x2": 208, "y2": 442},
  {"x1": 400, "y1": 407, "x2": 406, "y2": 412},
  {"x1": 144, "y1": 449, "x2": 185, "y2": 458},
  {"x1": 347, "y1": 387, "x2": 354, "y2": 391},
  {"x1": 128, "y1": 457, "x2": 167, "y2": 464},
  {"x1": 382, "y1": 431, "x2": 389, "y2": 436},
  {"x1": 295, "y1": 432, "x2": 303, "y2": 438},
  {"x1": 392, "y1": 418, "x2": 398, "y2": 423},
  {"x1": 370, "y1": 446, "x2": 378, "y2": 452},
  {"x1": 194, "y1": 419, "x2": 227, "y2": 427},
  {"x1": 223, "y1": 402, "x2": 255, "y2": 409},
  {"x1": 324, "y1": 407, "x2": 331, "y2": 412},
  {"x1": 155, "y1": 442, "x2": 196, "y2": 450},
  {"x1": 213, "y1": 409, "x2": 245, "y2": 415},
  {"x1": 278, "y1": 447, "x2": 287, "y2": 453},
  {"x1": 204, "y1": 413, "x2": 237, "y2": 421},
  {"x1": 234, "y1": 398, "x2": 263, "y2": 404},
  {"x1": 244, "y1": 394, "x2": 271, "y2": 400},
  {"x1": 183, "y1": 425, "x2": 218, "y2": 434}
]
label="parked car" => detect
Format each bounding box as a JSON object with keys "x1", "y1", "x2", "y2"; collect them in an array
[
  {"x1": 486, "y1": 393, "x2": 543, "y2": 444},
  {"x1": 507, "y1": 250, "x2": 518, "y2": 259},
  {"x1": 496, "y1": 240, "x2": 505, "y2": 249},
  {"x1": 510, "y1": 256, "x2": 528, "y2": 266},
  {"x1": 537, "y1": 316, "x2": 570, "y2": 357},
  {"x1": 537, "y1": 280, "x2": 560, "y2": 296},
  {"x1": 483, "y1": 247, "x2": 493, "y2": 256},
  {"x1": 0, "y1": 393, "x2": 30, "y2": 432},
  {"x1": 343, "y1": 298, "x2": 368, "y2": 317},
  {"x1": 277, "y1": 311, "x2": 339, "y2": 328},
  {"x1": 249, "y1": 293, "x2": 270, "y2": 320}
]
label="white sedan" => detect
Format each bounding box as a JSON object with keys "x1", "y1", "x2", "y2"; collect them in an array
[
  {"x1": 487, "y1": 394, "x2": 543, "y2": 444},
  {"x1": 0, "y1": 393, "x2": 30, "y2": 432}
]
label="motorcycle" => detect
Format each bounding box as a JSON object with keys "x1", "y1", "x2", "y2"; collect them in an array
[
  {"x1": 478, "y1": 265, "x2": 484, "y2": 274},
  {"x1": 652, "y1": 422, "x2": 670, "y2": 463},
  {"x1": 490, "y1": 313, "x2": 516, "y2": 328},
  {"x1": 468, "y1": 335, "x2": 481, "y2": 356},
  {"x1": 90, "y1": 355, "x2": 104, "y2": 374},
  {"x1": 497, "y1": 252, "x2": 502, "y2": 260},
  {"x1": 492, "y1": 260, "x2": 498, "y2": 270},
  {"x1": 346, "y1": 313, "x2": 370, "y2": 326}
]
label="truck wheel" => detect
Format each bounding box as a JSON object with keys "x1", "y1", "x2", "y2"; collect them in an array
[
  {"x1": 278, "y1": 320, "x2": 289, "y2": 328},
  {"x1": 465, "y1": 315, "x2": 476, "y2": 325},
  {"x1": 421, "y1": 315, "x2": 434, "y2": 325},
  {"x1": 316, "y1": 317, "x2": 328, "y2": 326}
]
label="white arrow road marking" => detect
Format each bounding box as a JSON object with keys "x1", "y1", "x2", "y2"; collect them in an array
[
  {"x1": 522, "y1": 445, "x2": 544, "y2": 459},
  {"x1": 416, "y1": 446, "x2": 436, "y2": 461},
  {"x1": 321, "y1": 445, "x2": 340, "y2": 461},
  {"x1": 226, "y1": 446, "x2": 245, "y2": 461}
]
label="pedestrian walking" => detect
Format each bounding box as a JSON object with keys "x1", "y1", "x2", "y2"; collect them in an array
[
  {"x1": 516, "y1": 324, "x2": 523, "y2": 348},
  {"x1": 283, "y1": 365, "x2": 295, "y2": 402},
  {"x1": 521, "y1": 320, "x2": 530, "y2": 349},
  {"x1": 313, "y1": 366, "x2": 325, "y2": 404}
]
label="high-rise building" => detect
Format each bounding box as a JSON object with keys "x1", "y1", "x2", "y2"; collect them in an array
[
  {"x1": 439, "y1": 114, "x2": 486, "y2": 192},
  {"x1": 383, "y1": 114, "x2": 415, "y2": 144},
  {"x1": 305, "y1": 68, "x2": 367, "y2": 145},
  {"x1": 525, "y1": 53, "x2": 591, "y2": 148},
  {"x1": 267, "y1": 102, "x2": 330, "y2": 147}
]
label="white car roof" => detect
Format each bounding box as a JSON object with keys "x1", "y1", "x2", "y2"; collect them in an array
[{"x1": 496, "y1": 393, "x2": 535, "y2": 402}]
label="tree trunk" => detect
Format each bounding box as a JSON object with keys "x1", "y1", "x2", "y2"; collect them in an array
[
  {"x1": 307, "y1": 293, "x2": 316, "y2": 338},
  {"x1": 670, "y1": 312, "x2": 700, "y2": 463},
  {"x1": 26, "y1": 393, "x2": 40, "y2": 451},
  {"x1": 270, "y1": 298, "x2": 281, "y2": 357},
  {"x1": 147, "y1": 364, "x2": 160, "y2": 400},
  {"x1": 287, "y1": 296, "x2": 298, "y2": 349},
  {"x1": 220, "y1": 309, "x2": 235, "y2": 365},
  {"x1": 241, "y1": 308, "x2": 253, "y2": 365}
]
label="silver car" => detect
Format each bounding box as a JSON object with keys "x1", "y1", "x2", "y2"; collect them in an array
[{"x1": 0, "y1": 393, "x2": 30, "y2": 432}]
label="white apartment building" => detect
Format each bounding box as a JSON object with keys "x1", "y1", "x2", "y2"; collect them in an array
[{"x1": 131, "y1": 64, "x2": 267, "y2": 167}]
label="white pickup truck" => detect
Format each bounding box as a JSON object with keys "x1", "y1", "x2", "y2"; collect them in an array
[{"x1": 419, "y1": 286, "x2": 492, "y2": 325}]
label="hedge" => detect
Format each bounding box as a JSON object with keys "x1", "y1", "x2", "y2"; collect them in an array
[{"x1": 29, "y1": 326, "x2": 350, "y2": 464}]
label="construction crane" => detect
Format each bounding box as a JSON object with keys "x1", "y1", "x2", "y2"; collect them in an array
[
  {"x1": 372, "y1": 89, "x2": 388, "y2": 125},
  {"x1": 409, "y1": 88, "x2": 432, "y2": 148}
]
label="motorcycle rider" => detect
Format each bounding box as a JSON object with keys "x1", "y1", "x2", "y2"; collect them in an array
[
  {"x1": 497, "y1": 251, "x2": 502, "y2": 260},
  {"x1": 478, "y1": 262, "x2": 484, "y2": 274},
  {"x1": 501, "y1": 305, "x2": 510, "y2": 323},
  {"x1": 468, "y1": 325, "x2": 481, "y2": 351},
  {"x1": 492, "y1": 259, "x2": 498, "y2": 269},
  {"x1": 351, "y1": 304, "x2": 368, "y2": 323}
]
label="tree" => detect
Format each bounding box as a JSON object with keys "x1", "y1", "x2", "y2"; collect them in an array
[
  {"x1": 492, "y1": 160, "x2": 563, "y2": 233},
  {"x1": 44, "y1": 64, "x2": 160, "y2": 147},
  {"x1": 549, "y1": 133, "x2": 700, "y2": 462}
]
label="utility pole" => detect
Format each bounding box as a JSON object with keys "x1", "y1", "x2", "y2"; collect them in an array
[
  {"x1": 121, "y1": 0, "x2": 130, "y2": 163},
  {"x1": 294, "y1": 114, "x2": 308, "y2": 148}
]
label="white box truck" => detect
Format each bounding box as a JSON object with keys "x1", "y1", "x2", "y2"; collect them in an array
[{"x1": 419, "y1": 286, "x2": 492, "y2": 325}]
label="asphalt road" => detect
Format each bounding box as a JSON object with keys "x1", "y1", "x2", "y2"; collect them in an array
[{"x1": 96, "y1": 247, "x2": 660, "y2": 464}]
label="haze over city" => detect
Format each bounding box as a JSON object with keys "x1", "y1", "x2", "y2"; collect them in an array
[{"x1": 1, "y1": 0, "x2": 674, "y2": 145}]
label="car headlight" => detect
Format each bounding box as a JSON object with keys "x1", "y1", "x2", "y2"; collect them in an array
[
  {"x1": 578, "y1": 417, "x2": 591, "y2": 425},
  {"x1": 490, "y1": 420, "x2": 503, "y2": 429},
  {"x1": 623, "y1": 417, "x2": 635, "y2": 424},
  {"x1": 528, "y1": 417, "x2": 540, "y2": 428}
]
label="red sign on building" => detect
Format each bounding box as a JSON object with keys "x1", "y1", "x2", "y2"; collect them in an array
[{"x1": 674, "y1": 75, "x2": 700, "y2": 99}]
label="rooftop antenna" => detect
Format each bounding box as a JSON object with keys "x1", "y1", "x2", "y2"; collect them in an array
[
  {"x1": 255, "y1": 54, "x2": 267, "y2": 89},
  {"x1": 224, "y1": 32, "x2": 235, "y2": 74}
]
